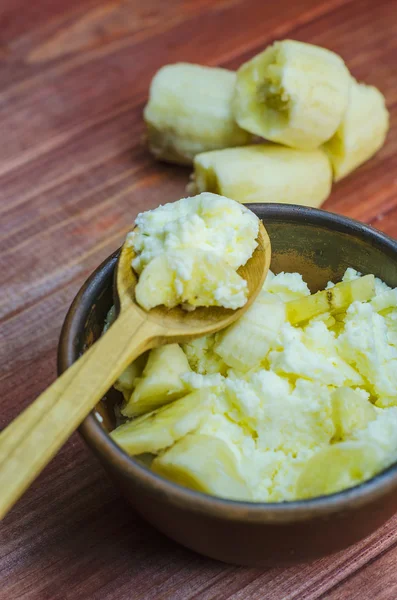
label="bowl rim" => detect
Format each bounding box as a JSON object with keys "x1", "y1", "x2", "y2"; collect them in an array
[{"x1": 58, "y1": 203, "x2": 397, "y2": 523}]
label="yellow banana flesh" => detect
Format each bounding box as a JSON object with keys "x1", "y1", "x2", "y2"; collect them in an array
[
  {"x1": 122, "y1": 344, "x2": 190, "y2": 418},
  {"x1": 152, "y1": 433, "x2": 251, "y2": 500},
  {"x1": 323, "y1": 78, "x2": 389, "y2": 181},
  {"x1": 144, "y1": 63, "x2": 252, "y2": 165},
  {"x1": 296, "y1": 441, "x2": 383, "y2": 499},
  {"x1": 111, "y1": 389, "x2": 214, "y2": 456},
  {"x1": 188, "y1": 144, "x2": 332, "y2": 207},
  {"x1": 286, "y1": 275, "x2": 375, "y2": 325},
  {"x1": 233, "y1": 40, "x2": 351, "y2": 150}
]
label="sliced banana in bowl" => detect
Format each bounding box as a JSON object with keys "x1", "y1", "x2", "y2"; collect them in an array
[
  {"x1": 111, "y1": 388, "x2": 215, "y2": 456},
  {"x1": 152, "y1": 433, "x2": 252, "y2": 501}
]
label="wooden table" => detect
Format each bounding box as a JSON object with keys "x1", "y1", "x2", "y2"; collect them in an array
[{"x1": 1, "y1": 0, "x2": 397, "y2": 597}]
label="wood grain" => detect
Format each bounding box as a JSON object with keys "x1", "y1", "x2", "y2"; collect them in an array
[{"x1": 1, "y1": 0, "x2": 397, "y2": 597}]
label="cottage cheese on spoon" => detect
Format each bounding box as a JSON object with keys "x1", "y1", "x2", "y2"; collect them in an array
[{"x1": 128, "y1": 193, "x2": 259, "y2": 311}]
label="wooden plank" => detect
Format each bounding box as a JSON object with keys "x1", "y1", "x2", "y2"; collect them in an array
[
  {"x1": 0, "y1": 0, "x2": 227, "y2": 88},
  {"x1": 2, "y1": 0, "x2": 397, "y2": 597},
  {"x1": 324, "y1": 544, "x2": 397, "y2": 599},
  {"x1": 0, "y1": 0, "x2": 347, "y2": 172},
  {"x1": 0, "y1": 0, "x2": 101, "y2": 44}
]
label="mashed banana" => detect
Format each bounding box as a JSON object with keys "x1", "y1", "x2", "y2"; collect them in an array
[{"x1": 110, "y1": 267, "x2": 397, "y2": 502}]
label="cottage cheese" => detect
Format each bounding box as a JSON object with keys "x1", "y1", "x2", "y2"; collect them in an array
[
  {"x1": 177, "y1": 268, "x2": 397, "y2": 501},
  {"x1": 127, "y1": 193, "x2": 259, "y2": 311},
  {"x1": 112, "y1": 265, "x2": 397, "y2": 502}
]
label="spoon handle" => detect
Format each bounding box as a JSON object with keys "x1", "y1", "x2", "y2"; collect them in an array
[{"x1": 0, "y1": 309, "x2": 160, "y2": 520}]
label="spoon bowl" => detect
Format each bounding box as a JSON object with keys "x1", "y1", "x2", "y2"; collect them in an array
[{"x1": 115, "y1": 221, "x2": 270, "y2": 339}]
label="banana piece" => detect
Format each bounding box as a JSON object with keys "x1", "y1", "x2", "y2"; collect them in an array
[
  {"x1": 296, "y1": 441, "x2": 383, "y2": 499},
  {"x1": 152, "y1": 433, "x2": 251, "y2": 500},
  {"x1": 135, "y1": 249, "x2": 248, "y2": 311},
  {"x1": 233, "y1": 40, "x2": 350, "y2": 150},
  {"x1": 331, "y1": 387, "x2": 376, "y2": 440},
  {"x1": 144, "y1": 63, "x2": 252, "y2": 165},
  {"x1": 114, "y1": 353, "x2": 149, "y2": 401},
  {"x1": 122, "y1": 344, "x2": 191, "y2": 418},
  {"x1": 286, "y1": 275, "x2": 375, "y2": 325},
  {"x1": 188, "y1": 144, "x2": 332, "y2": 207},
  {"x1": 215, "y1": 291, "x2": 285, "y2": 371},
  {"x1": 323, "y1": 79, "x2": 389, "y2": 181},
  {"x1": 111, "y1": 389, "x2": 214, "y2": 456}
]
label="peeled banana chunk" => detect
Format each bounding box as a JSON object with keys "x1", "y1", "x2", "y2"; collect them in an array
[
  {"x1": 152, "y1": 433, "x2": 252, "y2": 500},
  {"x1": 114, "y1": 353, "x2": 148, "y2": 400},
  {"x1": 233, "y1": 40, "x2": 350, "y2": 150},
  {"x1": 189, "y1": 144, "x2": 332, "y2": 207},
  {"x1": 111, "y1": 389, "x2": 214, "y2": 456},
  {"x1": 144, "y1": 63, "x2": 252, "y2": 165},
  {"x1": 215, "y1": 291, "x2": 285, "y2": 371},
  {"x1": 296, "y1": 441, "x2": 384, "y2": 499},
  {"x1": 122, "y1": 344, "x2": 191, "y2": 418},
  {"x1": 324, "y1": 78, "x2": 389, "y2": 181},
  {"x1": 286, "y1": 275, "x2": 375, "y2": 325}
]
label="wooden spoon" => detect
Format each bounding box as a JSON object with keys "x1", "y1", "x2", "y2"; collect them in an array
[{"x1": 0, "y1": 222, "x2": 270, "y2": 519}]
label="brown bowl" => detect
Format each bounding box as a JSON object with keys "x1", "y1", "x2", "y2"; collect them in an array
[{"x1": 58, "y1": 204, "x2": 397, "y2": 567}]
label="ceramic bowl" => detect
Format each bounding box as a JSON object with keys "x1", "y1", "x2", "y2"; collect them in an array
[{"x1": 58, "y1": 204, "x2": 397, "y2": 566}]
